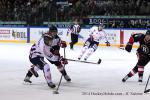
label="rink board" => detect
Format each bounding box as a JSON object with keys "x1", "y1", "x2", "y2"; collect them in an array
[{"x1": 0, "y1": 27, "x2": 147, "y2": 48}]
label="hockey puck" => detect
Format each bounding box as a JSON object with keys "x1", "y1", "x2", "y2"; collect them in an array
[
  {"x1": 97, "y1": 59, "x2": 101, "y2": 64},
  {"x1": 53, "y1": 91, "x2": 59, "y2": 94}
]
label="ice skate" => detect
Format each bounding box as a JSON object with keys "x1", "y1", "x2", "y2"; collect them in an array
[
  {"x1": 24, "y1": 76, "x2": 32, "y2": 83},
  {"x1": 138, "y1": 80, "x2": 142, "y2": 82},
  {"x1": 122, "y1": 75, "x2": 129, "y2": 82},
  {"x1": 78, "y1": 57, "x2": 81, "y2": 60},
  {"x1": 48, "y1": 82, "x2": 56, "y2": 88},
  {"x1": 84, "y1": 58, "x2": 87, "y2": 61},
  {"x1": 138, "y1": 77, "x2": 143, "y2": 83},
  {"x1": 78, "y1": 56, "x2": 82, "y2": 60},
  {"x1": 78, "y1": 55, "x2": 83, "y2": 60},
  {"x1": 64, "y1": 75, "x2": 71, "y2": 82}
]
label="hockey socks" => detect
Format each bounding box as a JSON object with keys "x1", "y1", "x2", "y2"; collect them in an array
[{"x1": 122, "y1": 65, "x2": 144, "y2": 82}]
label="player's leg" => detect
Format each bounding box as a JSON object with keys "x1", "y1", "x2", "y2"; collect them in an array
[
  {"x1": 78, "y1": 38, "x2": 91, "y2": 60},
  {"x1": 43, "y1": 64, "x2": 56, "y2": 88},
  {"x1": 70, "y1": 34, "x2": 78, "y2": 49},
  {"x1": 122, "y1": 53, "x2": 149, "y2": 82},
  {"x1": 136, "y1": 54, "x2": 149, "y2": 82},
  {"x1": 122, "y1": 65, "x2": 138, "y2": 82},
  {"x1": 54, "y1": 61, "x2": 71, "y2": 82},
  {"x1": 24, "y1": 57, "x2": 55, "y2": 88},
  {"x1": 83, "y1": 42, "x2": 98, "y2": 61},
  {"x1": 24, "y1": 57, "x2": 41, "y2": 83},
  {"x1": 70, "y1": 33, "x2": 74, "y2": 49}
]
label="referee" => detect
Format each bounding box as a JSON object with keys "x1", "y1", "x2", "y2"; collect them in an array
[{"x1": 67, "y1": 21, "x2": 81, "y2": 50}]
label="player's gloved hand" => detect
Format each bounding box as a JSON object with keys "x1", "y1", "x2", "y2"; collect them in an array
[
  {"x1": 59, "y1": 56, "x2": 68, "y2": 64},
  {"x1": 125, "y1": 36, "x2": 134, "y2": 52},
  {"x1": 52, "y1": 49, "x2": 60, "y2": 55},
  {"x1": 128, "y1": 36, "x2": 134, "y2": 44},
  {"x1": 125, "y1": 42, "x2": 133, "y2": 52},
  {"x1": 105, "y1": 41, "x2": 110, "y2": 46},
  {"x1": 60, "y1": 41, "x2": 67, "y2": 48}
]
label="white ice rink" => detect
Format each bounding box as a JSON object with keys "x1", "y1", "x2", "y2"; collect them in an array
[{"x1": 0, "y1": 43, "x2": 150, "y2": 100}]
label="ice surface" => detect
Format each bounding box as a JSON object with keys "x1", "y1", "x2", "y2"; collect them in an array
[{"x1": 0, "y1": 43, "x2": 150, "y2": 100}]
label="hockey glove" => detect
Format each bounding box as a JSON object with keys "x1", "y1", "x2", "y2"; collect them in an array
[
  {"x1": 60, "y1": 41, "x2": 67, "y2": 48},
  {"x1": 105, "y1": 41, "x2": 110, "y2": 46},
  {"x1": 125, "y1": 36, "x2": 134, "y2": 52},
  {"x1": 128, "y1": 36, "x2": 134, "y2": 44},
  {"x1": 59, "y1": 56, "x2": 68, "y2": 64},
  {"x1": 52, "y1": 49, "x2": 60, "y2": 55},
  {"x1": 125, "y1": 42, "x2": 133, "y2": 52}
]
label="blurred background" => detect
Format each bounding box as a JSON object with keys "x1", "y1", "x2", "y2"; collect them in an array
[{"x1": 0, "y1": 0, "x2": 149, "y2": 28}]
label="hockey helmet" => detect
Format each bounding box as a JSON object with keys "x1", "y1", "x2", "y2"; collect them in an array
[
  {"x1": 49, "y1": 25, "x2": 58, "y2": 37},
  {"x1": 49, "y1": 25, "x2": 58, "y2": 33},
  {"x1": 146, "y1": 30, "x2": 150, "y2": 35}
]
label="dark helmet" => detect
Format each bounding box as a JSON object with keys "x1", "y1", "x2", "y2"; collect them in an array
[
  {"x1": 146, "y1": 30, "x2": 150, "y2": 35},
  {"x1": 49, "y1": 25, "x2": 58, "y2": 33}
]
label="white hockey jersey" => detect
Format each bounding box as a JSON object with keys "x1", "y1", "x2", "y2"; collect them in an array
[
  {"x1": 89, "y1": 26, "x2": 108, "y2": 42},
  {"x1": 29, "y1": 37, "x2": 60, "y2": 62},
  {"x1": 67, "y1": 24, "x2": 81, "y2": 35}
]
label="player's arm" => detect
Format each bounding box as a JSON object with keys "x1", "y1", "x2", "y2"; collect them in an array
[
  {"x1": 49, "y1": 46, "x2": 68, "y2": 64},
  {"x1": 77, "y1": 25, "x2": 81, "y2": 33},
  {"x1": 67, "y1": 25, "x2": 73, "y2": 36},
  {"x1": 56, "y1": 36, "x2": 67, "y2": 48},
  {"x1": 125, "y1": 33, "x2": 143, "y2": 52}
]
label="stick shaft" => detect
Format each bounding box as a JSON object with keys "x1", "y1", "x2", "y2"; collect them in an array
[
  {"x1": 55, "y1": 48, "x2": 66, "y2": 92},
  {"x1": 144, "y1": 74, "x2": 150, "y2": 93},
  {"x1": 67, "y1": 58, "x2": 100, "y2": 64}
]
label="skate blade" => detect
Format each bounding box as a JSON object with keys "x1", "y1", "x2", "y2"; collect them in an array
[{"x1": 22, "y1": 81, "x2": 32, "y2": 85}]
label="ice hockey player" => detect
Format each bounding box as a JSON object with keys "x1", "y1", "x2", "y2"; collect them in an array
[
  {"x1": 78, "y1": 23, "x2": 110, "y2": 61},
  {"x1": 67, "y1": 19, "x2": 81, "y2": 50},
  {"x1": 24, "y1": 25, "x2": 71, "y2": 88},
  {"x1": 122, "y1": 30, "x2": 150, "y2": 83}
]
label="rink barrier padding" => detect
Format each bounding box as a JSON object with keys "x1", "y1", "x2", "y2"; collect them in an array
[
  {"x1": 0, "y1": 26, "x2": 146, "y2": 48},
  {"x1": 0, "y1": 40, "x2": 139, "y2": 48},
  {"x1": 0, "y1": 40, "x2": 27, "y2": 43}
]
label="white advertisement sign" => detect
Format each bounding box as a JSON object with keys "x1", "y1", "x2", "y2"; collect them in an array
[
  {"x1": 0, "y1": 27, "x2": 27, "y2": 41},
  {"x1": 0, "y1": 27, "x2": 147, "y2": 47},
  {"x1": 30, "y1": 28, "x2": 120, "y2": 45}
]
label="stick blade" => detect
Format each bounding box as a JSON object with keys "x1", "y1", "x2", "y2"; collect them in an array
[
  {"x1": 97, "y1": 59, "x2": 101, "y2": 64},
  {"x1": 144, "y1": 89, "x2": 150, "y2": 93},
  {"x1": 53, "y1": 91, "x2": 59, "y2": 94}
]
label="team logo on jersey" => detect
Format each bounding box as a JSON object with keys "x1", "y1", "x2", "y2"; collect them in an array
[{"x1": 141, "y1": 44, "x2": 149, "y2": 54}]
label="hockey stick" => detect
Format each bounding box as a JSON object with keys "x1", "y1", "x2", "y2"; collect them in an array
[
  {"x1": 67, "y1": 58, "x2": 101, "y2": 65},
  {"x1": 144, "y1": 74, "x2": 150, "y2": 93},
  {"x1": 53, "y1": 48, "x2": 66, "y2": 94}
]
